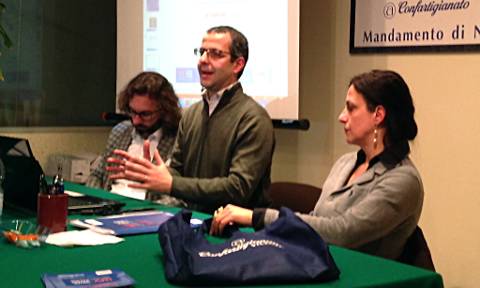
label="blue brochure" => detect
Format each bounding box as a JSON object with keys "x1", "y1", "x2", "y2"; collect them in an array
[
  {"x1": 72, "y1": 211, "x2": 203, "y2": 236},
  {"x1": 41, "y1": 269, "x2": 135, "y2": 288}
]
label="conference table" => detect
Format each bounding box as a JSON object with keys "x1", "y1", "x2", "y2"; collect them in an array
[{"x1": 1, "y1": 182, "x2": 444, "y2": 287}]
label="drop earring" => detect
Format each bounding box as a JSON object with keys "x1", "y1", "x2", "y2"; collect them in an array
[{"x1": 373, "y1": 128, "x2": 378, "y2": 149}]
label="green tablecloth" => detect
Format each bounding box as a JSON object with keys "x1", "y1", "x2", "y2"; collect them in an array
[{"x1": 0, "y1": 182, "x2": 444, "y2": 287}]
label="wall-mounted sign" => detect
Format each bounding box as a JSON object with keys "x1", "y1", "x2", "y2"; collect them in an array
[{"x1": 350, "y1": 0, "x2": 480, "y2": 53}]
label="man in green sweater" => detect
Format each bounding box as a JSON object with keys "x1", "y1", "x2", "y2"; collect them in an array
[{"x1": 108, "y1": 26, "x2": 275, "y2": 214}]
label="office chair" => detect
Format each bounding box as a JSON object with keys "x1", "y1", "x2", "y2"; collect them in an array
[
  {"x1": 397, "y1": 226, "x2": 436, "y2": 271},
  {"x1": 267, "y1": 181, "x2": 322, "y2": 214}
]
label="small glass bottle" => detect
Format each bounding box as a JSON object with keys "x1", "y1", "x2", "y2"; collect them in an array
[{"x1": 51, "y1": 164, "x2": 65, "y2": 194}]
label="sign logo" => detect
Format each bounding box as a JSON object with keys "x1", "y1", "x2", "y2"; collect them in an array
[
  {"x1": 384, "y1": 2, "x2": 397, "y2": 19},
  {"x1": 198, "y1": 238, "x2": 284, "y2": 258}
]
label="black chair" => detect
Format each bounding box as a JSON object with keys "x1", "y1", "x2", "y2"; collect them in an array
[
  {"x1": 397, "y1": 226, "x2": 436, "y2": 271},
  {"x1": 267, "y1": 181, "x2": 322, "y2": 214}
]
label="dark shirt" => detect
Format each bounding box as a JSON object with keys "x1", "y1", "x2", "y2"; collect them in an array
[{"x1": 349, "y1": 141, "x2": 409, "y2": 183}]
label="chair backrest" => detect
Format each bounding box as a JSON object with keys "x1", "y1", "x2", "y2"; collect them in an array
[
  {"x1": 397, "y1": 226, "x2": 436, "y2": 271},
  {"x1": 267, "y1": 181, "x2": 322, "y2": 214}
]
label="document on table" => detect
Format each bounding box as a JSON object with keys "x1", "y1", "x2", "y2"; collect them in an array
[
  {"x1": 70, "y1": 210, "x2": 203, "y2": 236},
  {"x1": 110, "y1": 180, "x2": 147, "y2": 200}
]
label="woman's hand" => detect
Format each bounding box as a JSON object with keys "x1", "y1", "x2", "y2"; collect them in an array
[
  {"x1": 209, "y1": 204, "x2": 253, "y2": 236},
  {"x1": 106, "y1": 140, "x2": 173, "y2": 193}
]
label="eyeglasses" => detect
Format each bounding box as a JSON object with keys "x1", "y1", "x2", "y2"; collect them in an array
[
  {"x1": 194, "y1": 47, "x2": 230, "y2": 59},
  {"x1": 127, "y1": 108, "x2": 160, "y2": 120}
]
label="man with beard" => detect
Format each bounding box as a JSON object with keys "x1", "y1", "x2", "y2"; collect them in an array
[
  {"x1": 108, "y1": 26, "x2": 275, "y2": 214},
  {"x1": 86, "y1": 72, "x2": 185, "y2": 206}
]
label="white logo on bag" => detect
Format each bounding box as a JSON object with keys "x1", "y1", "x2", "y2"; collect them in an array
[{"x1": 198, "y1": 238, "x2": 283, "y2": 258}]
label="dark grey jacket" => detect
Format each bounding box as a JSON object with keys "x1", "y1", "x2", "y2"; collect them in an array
[{"x1": 264, "y1": 151, "x2": 424, "y2": 260}]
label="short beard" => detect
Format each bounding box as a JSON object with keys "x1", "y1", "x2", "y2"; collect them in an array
[{"x1": 134, "y1": 121, "x2": 163, "y2": 139}]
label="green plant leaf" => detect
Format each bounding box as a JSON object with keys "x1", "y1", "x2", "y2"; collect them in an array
[
  {"x1": 0, "y1": 25, "x2": 12, "y2": 48},
  {"x1": 0, "y1": 1, "x2": 11, "y2": 48},
  {"x1": 0, "y1": 1, "x2": 11, "y2": 80}
]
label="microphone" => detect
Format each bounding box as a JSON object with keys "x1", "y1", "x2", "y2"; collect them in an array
[{"x1": 101, "y1": 112, "x2": 130, "y2": 122}]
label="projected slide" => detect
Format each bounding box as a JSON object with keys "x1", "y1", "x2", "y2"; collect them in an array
[{"x1": 142, "y1": 0, "x2": 298, "y2": 119}]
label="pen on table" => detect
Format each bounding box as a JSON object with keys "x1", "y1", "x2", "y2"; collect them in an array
[
  {"x1": 118, "y1": 207, "x2": 157, "y2": 214},
  {"x1": 79, "y1": 207, "x2": 157, "y2": 216}
]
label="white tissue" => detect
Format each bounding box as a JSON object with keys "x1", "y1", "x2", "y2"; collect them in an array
[{"x1": 46, "y1": 229, "x2": 124, "y2": 247}]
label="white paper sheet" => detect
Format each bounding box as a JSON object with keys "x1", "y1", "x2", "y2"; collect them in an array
[{"x1": 46, "y1": 229, "x2": 124, "y2": 247}]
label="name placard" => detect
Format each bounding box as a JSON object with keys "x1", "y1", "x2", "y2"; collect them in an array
[{"x1": 350, "y1": 0, "x2": 480, "y2": 53}]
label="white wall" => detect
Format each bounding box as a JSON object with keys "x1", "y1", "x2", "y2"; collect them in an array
[
  {"x1": 117, "y1": 0, "x2": 142, "y2": 99},
  {"x1": 0, "y1": 127, "x2": 109, "y2": 167},
  {"x1": 272, "y1": 0, "x2": 336, "y2": 185},
  {"x1": 274, "y1": 1, "x2": 480, "y2": 287}
]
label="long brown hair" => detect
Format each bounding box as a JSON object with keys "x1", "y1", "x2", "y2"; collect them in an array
[{"x1": 118, "y1": 71, "x2": 181, "y2": 135}]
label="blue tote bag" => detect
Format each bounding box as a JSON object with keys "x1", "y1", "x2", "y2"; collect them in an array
[{"x1": 158, "y1": 207, "x2": 340, "y2": 285}]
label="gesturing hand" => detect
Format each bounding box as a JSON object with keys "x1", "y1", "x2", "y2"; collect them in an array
[{"x1": 107, "y1": 140, "x2": 173, "y2": 193}]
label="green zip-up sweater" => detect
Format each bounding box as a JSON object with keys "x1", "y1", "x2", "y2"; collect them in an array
[{"x1": 169, "y1": 83, "x2": 275, "y2": 214}]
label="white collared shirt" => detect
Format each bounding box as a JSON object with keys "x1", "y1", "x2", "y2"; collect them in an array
[
  {"x1": 127, "y1": 128, "x2": 162, "y2": 160},
  {"x1": 203, "y1": 82, "x2": 238, "y2": 116}
]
